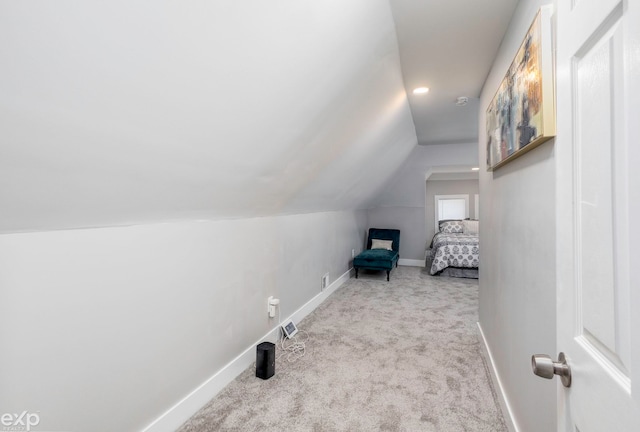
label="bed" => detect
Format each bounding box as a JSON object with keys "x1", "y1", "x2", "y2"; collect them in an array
[{"x1": 427, "y1": 220, "x2": 479, "y2": 278}]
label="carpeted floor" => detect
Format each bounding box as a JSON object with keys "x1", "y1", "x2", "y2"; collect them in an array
[{"x1": 178, "y1": 266, "x2": 507, "y2": 432}]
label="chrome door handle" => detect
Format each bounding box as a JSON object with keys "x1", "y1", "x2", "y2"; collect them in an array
[{"x1": 531, "y1": 352, "x2": 571, "y2": 387}]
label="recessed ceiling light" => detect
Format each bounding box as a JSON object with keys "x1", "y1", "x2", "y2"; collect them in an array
[
  {"x1": 413, "y1": 87, "x2": 429, "y2": 95},
  {"x1": 471, "y1": 167, "x2": 480, "y2": 171}
]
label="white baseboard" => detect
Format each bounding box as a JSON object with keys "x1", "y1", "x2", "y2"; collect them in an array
[
  {"x1": 289, "y1": 267, "x2": 353, "y2": 325},
  {"x1": 141, "y1": 268, "x2": 354, "y2": 432},
  {"x1": 398, "y1": 258, "x2": 425, "y2": 267},
  {"x1": 476, "y1": 322, "x2": 519, "y2": 432}
]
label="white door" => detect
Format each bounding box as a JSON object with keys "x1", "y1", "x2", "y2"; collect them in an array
[{"x1": 555, "y1": 0, "x2": 640, "y2": 430}]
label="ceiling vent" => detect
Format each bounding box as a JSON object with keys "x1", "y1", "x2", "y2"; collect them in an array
[{"x1": 455, "y1": 96, "x2": 468, "y2": 106}]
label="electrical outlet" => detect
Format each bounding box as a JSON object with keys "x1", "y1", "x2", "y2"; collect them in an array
[
  {"x1": 321, "y1": 273, "x2": 330, "y2": 290},
  {"x1": 267, "y1": 296, "x2": 279, "y2": 318}
]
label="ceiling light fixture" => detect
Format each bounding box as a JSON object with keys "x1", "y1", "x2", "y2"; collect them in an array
[
  {"x1": 413, "y1": 87, "x2": 429, "y2": 95},
  {"x1": 456, "y1": 96, "x2": 468, "y2": 106},
  {"x1": 472, "y1": 167, "x2": 480, "y2": 171}
]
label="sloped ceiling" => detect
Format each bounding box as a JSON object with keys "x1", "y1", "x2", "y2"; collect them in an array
[
  {"x1": 0, "y1": 1, "x2": 417, "y2": 233},
  {"x1": 389, "y1": 0, "x2": 518, "y2": 145}
]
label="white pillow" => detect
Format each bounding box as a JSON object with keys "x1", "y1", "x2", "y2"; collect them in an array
[
  {"x1": 463, "y1": 220, "x2": 479, "y2": 235},
  {"x1": 371, "y1": 239, "x2": 393, "y2": 250}
]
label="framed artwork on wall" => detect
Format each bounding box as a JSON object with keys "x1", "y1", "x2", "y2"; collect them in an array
[{"x1": 486, "y1": 5, "x2": 555, "y2": 171}]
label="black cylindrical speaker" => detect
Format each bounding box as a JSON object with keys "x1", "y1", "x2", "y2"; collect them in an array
[{"x1": 256, "y1": 342, "x2": 275, "y2": 380}]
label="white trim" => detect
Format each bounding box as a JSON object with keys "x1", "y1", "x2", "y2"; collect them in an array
[
  {"x1": 475, "y1": 194, "x2": 480, "y2": 220},
  {"x1": 424, "y1": 165, "x2": 479, "y2": 182},
  {"x1": 141, "y1": 267, "x2": 354, "y2": 432},
  {"x1": 398, "y1": 259, "x2": 425, "y2": 267},
  {"x1": 288, "y1": 268, "x2": 353, "y2": 324},
  {"x1": 476, "y1": 322, "x2": 519, "y2": 432}
]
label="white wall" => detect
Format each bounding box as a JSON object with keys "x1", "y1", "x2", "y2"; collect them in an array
[
  {"x1": 478, "y1": 0, "x2": 557, "y2": 430},
  {"x1": 367, "y1": 143, "x2": 478, "y2": 260},
  {"x1": 0, "y1": 210, "x2": 367, "y2": 432},
  {"x1": 366, "y1": 206, "x2": 426, "y2": 261},
  {"x1": 0, "y1": 0, "x2": 416, "y2": 233}
]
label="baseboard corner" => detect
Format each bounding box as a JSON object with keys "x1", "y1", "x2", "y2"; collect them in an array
[{"x1": 398, "y1": 258, "x2": 425, "y2": 267}]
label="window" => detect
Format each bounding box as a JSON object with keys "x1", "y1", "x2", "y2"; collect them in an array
[{"x1": 434, "y1": 194, "x2": 469, "y2": 231}]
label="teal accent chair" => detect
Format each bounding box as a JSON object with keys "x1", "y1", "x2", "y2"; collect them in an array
[{"x1": 353, "y1": 228, "x2": 400, "y2": 281}]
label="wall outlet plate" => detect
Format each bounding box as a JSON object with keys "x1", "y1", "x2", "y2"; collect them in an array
[
  {"x1": 267, "y1": 296, "x2": 279, "y2": 318},
  {"x1": 321, "y1": 273, "x2": 329, "y2": 290}
]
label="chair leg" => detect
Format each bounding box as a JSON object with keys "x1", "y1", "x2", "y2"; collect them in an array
[
  {"x1": 396, "y1": 261, "x2": 398, "y2": 268},
  {"x1": 355, "y1": 268, "x2": 359, "y2": 279},
  {"x1": 386, "y1": 270, "x2": 390, "y2": 281}
]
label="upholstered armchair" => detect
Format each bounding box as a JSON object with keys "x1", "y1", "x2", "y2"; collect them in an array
[{"x1": 353, "y1": 228, "x2": 400, "y2": 281}]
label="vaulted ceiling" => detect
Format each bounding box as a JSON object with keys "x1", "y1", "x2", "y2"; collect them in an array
[{"x1": 0, "y1": 1, "x2": 516, "y2": 233}]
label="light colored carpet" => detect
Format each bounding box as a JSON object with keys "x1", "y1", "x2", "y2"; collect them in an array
[{"x1": 178, "y1": 266, "x2": 507, "y2": 432}]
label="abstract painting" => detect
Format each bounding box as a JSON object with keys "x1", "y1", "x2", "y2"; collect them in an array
[{"x1": 486, "y1": 7, "x2": 555, "y2": 171}]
